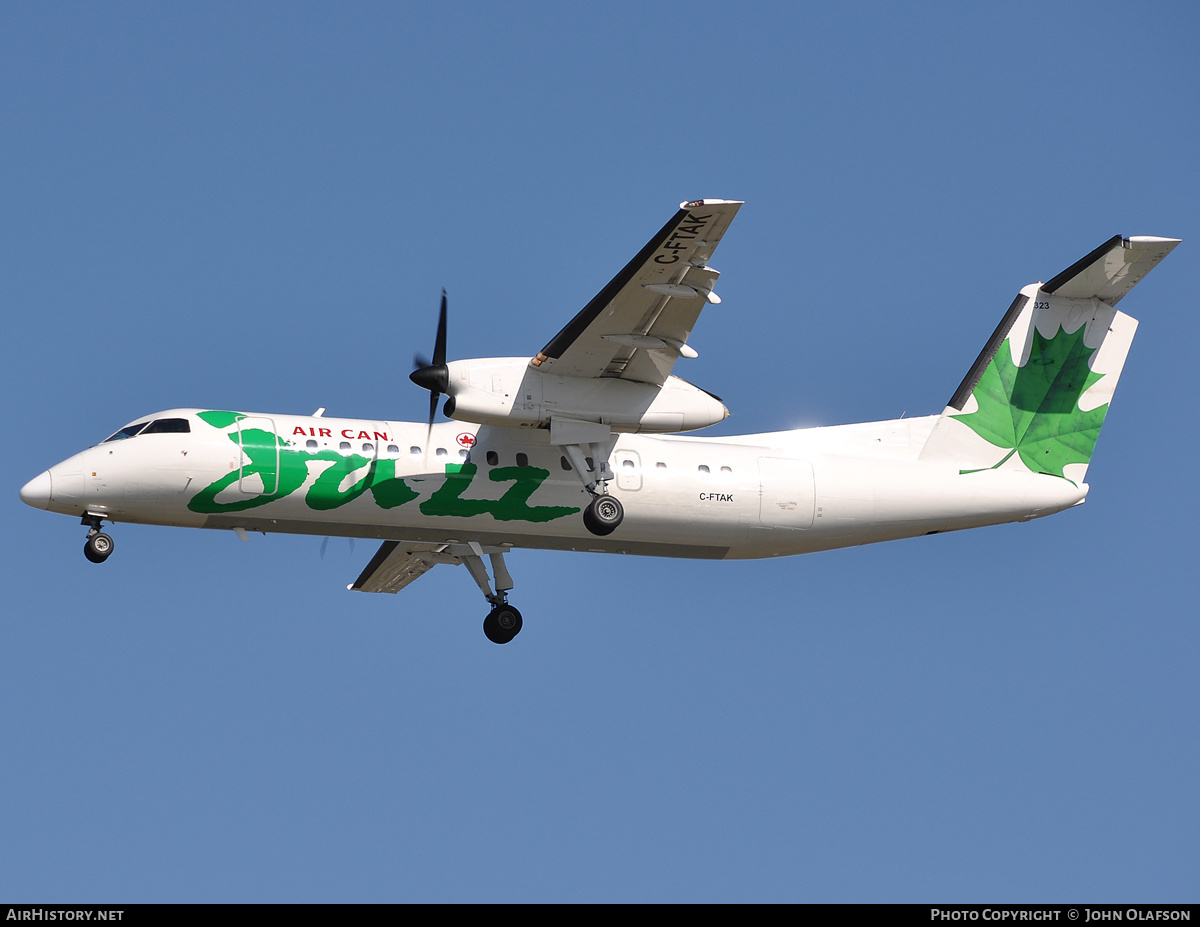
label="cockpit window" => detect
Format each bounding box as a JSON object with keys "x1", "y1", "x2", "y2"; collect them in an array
[
  {"x1": 142, "y1": 418, "x2": 191, "y2": 434},
  {"x1": 103, "y1": 422, "x2": 149, "y2": 443}
]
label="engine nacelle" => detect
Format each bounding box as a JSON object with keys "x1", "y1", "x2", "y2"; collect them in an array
[{"x1": 441, "y1": 358, "x2": 728, "y2": 433}]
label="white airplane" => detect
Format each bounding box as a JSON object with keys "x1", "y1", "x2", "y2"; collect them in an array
[{"x1": 20, "y1": 201, "x2": 1179, "y2": 643}]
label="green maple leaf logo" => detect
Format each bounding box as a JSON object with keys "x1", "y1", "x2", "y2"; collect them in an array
[{"x1": 951, "y1": 324, "x2": 1109, "y2": 481}]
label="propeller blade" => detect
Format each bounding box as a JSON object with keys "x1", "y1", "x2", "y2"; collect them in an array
[
  {"x1": 425, "y1": 390, "x2": 439, "y2": 449},
  {"x1": 410, "y1": 290, "x2": 451, "y2": 396},
  {"x1": 432, "y1": 289, "x2": 447, "y2": 367},
  {"x1": 319, "y1": 536, "x2": 354, "y2": 560},
  {"x1": 412, "y1": 289, "x2": 451, "y2": 460}
]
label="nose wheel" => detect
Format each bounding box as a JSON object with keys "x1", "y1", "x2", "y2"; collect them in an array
[
  {"x1": 81, "y1": 515, "x2": 114, "y2": 563},
  {"x1": 583, "y1": 493, "x2": 624, "y2": 536},
  {"x1": 84, "y1": 531, "x2": 114, "y2": 563}
]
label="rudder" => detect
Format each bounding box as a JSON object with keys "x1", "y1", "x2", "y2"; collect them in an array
[{"x1": 920, "y1": 235, "x2": 1178, "y2": 485}]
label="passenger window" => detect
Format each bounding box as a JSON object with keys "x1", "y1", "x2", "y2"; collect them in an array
[
  {"x1": 306, "y1": 439, "x2": 318, "y2": 449},
  {"x1": 516, "y1": 453, "x2": 529, "y2": 468},
  {"x1": 410, "y1": 446, "x2": 422, "y2": 457},
  {"x1": 561, "y1": 456, "x2": 572, "y2": 471},
  {"x1": 720, "y1": 466, "x2": 732, "y2": 473},
  {"x1": 339, "y1": 441, "x2": 351, "y2": 451},
  {"x1": 487, "y1": 451, "x2": 499, "y2": 466},
  {"x1": 362, "y1": 443, "x2": 374, "y2": 454},
  {"x1": 387, "y1": 445, "x2": 400, "y2": 456},
  {"x1": 698, "y1": 465, "x2": 710, "y2": 474},
  {"x1": 458, "y1": 449, "x2": 469, "y2": 460},
  {"x1": 436, "y1": 448, "x2": 447, "y2": 458},
  {"x1": 656, "y1": 462, "x2": 667, "y2": 469}
]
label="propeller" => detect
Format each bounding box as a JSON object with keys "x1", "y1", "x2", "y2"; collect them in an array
[
  {"x1": 320, "y1": 536, "x2": 355, "y2": 560},
  {"x1": 410, "y1": 290, "x2": 450, "y2": 446}
]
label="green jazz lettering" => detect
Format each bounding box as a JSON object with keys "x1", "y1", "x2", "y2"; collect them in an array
[
  {"x1": 420, "y1": 463, "x2": 579, "y2": 522},
  {"x1": 187, "y1": 413, "x2": 577, "y2": 522}
]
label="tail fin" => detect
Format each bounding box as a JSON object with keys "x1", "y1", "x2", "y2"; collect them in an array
[{"x1": 920, "y1": 235, "x2": 1179, "y2": 484}]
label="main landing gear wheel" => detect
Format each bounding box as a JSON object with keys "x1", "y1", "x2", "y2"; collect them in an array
[
  {"x1": 84, "y1": 532, "x2": 114, "y2": 563},
  {"x1": 582, "y1": 494, "x2": 623, "y2": 536},
  {"x1": 483, "y1": 604, "x2": 523, "y2": 644}
]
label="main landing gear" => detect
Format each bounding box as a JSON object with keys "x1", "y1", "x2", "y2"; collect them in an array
[
  {"x1": 558, "y1": 440, "x2": 625, "y2": 537},
  {"x1": 455, "y1": 542, "x2": 524, "y2": 644},
  {"x1": 82, "y1": 515, "x2": 114, "y2": 563},
  {"x1": 583, "y1": 493, "x2": 624, "y2": 536}
]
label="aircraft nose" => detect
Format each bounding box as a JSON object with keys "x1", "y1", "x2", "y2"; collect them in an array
[{"x1": 20, "y1": 470, "x2": 53, "y2": 510}]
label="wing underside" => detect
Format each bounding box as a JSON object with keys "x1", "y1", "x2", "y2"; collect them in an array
[{"x1": 350, "y1": 540, "x2": 458, "y2": 594}]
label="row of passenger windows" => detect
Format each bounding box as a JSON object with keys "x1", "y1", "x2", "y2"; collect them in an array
[
  {"x1": 304, "y1": 439, "x2": 469, "y2": 460},
  {"x1": 568, "y1": 456, "x2": 733, "y2": 474},
  {"x1": 301, "y1": 443, "x2": 732, "y2": 474},
  {"x1": 460, "y1": 453, "x2": 734, "y2": 473}
]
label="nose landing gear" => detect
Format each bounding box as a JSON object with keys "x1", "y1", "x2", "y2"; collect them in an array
[{"x1": 82, "y1": 515, "x2": 114, "y2": 563}]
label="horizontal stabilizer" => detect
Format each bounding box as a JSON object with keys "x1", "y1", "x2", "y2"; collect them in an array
[{"x1": 1043, "y1": 235, "x2": 1180, "y2": 306}]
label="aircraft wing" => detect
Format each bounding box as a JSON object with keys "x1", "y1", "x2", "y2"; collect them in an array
[
  {"x1": 349, "y1": 540, "x2": 460, "y2": 594},
  {"x1": 530, "y1": 200, "x2": 743, "y2": 386}
]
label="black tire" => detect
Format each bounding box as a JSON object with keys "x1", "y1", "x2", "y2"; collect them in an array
[
  {"x1": 483, "y1": 605, "x2": 523, "y2": 644},
  {"x1": 582, "y1": 494, "x2": 623, "y2": 536},
  {"x1": 84, "y1": 532, "x2": 114, "y2": 563}
]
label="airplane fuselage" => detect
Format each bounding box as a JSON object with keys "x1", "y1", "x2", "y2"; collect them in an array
[
  {"x1": 20, "y1": 206, "x2": 1174, "y2": 644},
  {"x1": 25, "y1": 408, "x2": 1086, "y2": 561}
]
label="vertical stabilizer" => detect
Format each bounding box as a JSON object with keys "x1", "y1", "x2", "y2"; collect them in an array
[{"x1": 920, "y1": 235, "x2": 1178, "y2": 485}]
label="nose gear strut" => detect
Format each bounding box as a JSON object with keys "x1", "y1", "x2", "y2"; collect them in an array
[{"x1": 81, "y1": 514, "x2": 115, "y2": 563}]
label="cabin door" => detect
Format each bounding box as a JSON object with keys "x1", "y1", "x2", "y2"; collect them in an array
[{"x1": 237, "y1": 416, "x2": 279, "y2": 495}]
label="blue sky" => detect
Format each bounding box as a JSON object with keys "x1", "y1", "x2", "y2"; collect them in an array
[{"x1": 2, "y1": 2, "x2": 1197, "y2": 902}]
